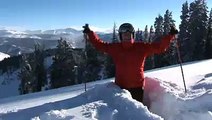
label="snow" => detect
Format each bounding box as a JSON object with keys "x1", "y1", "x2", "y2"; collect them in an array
[
  {"x1": 0, "y1": 70, "x2": 20, "y2": 98},
  {"x1": 0, "y1": 57, "x2": 54, "y2": 99},
  {"x1": 0, "y1": 59, "x2": 212, "y2": 120},
  {"x1": 0, "y1": 52, "x2": 10, "y2": 61}
]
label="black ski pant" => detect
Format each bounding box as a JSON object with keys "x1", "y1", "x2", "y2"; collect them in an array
[{"x1": 123, "y1": 87, "x2": 144, "y2": 103}]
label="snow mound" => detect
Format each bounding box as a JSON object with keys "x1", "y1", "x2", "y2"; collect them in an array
[
  {"x1": 83, "y1": 82, "x2": 163, "y2": 120},
  {"x1": 33, "y1": 82, "x2": 163, "y2": 120},
  {"x1": 34, "y1": 76, "x2": 212, "y2": 120},
  {"x1": 144, "y1": 77, "x2": 212, "y2": 120}
]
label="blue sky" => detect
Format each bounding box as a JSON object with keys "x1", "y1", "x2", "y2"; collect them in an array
[{"x1": 0, "y1": 0, "x2": 211, "y2": 31}]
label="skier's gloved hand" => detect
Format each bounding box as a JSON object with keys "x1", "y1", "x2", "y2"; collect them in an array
[
  {"x1": 169, "y1": 26, "x2": 179, "y2": 35},
  {"x1": 83, "y1": 24, "x2": 91, "y2": 34}
]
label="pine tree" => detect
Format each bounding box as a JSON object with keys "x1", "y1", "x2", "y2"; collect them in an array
[
  {"x1": 112, "y1": 23, "x2": 118, "y2": 43},
  {"x1": 103, "y1": 24, "x2": 116, "y2": 78},
  {"x1": 104, "y1": 54, "x2": 115, "y2": 78},
  {"x1": 145, "y1": 26, "x2": 155, "y2": 70},
  {"x1": 179, "y1": 1, "x2": 191, "y2": 62},
  {"x1": 33, "y1": 44, "x2": 47, "y2": 91},
  {"x1": 205, "y1": 8, "x2": 212, "y2": 59},
  {"x1": 82, "y1": 36, "x2": 103, "y2": 82},
  {"x1": 18, "y1": 44, "x2": 47, "y2": 94},
  {"x1": 154, "y1": 15, "x2": 164, "y2": 39},
  {"x1": 50, "y1": 38, "x2": 75, "y2": 88},
  {"x1": 149, "y1": 25, "x2": 155, "y2": 68},
  {"x1": 163, "y1": 10, "x2": 175, "y2": 35},
  {"x1": 18, "y1": 57, "x2": 34, "y2": 94},
  {"x1": 163, "y1": 10, "x2": 177, "y2": 65},
  {"x1": 149, "y1": 25, "x2": 154, "y2": 43},
  {"x1": 144, "y1": 25, "x2": 149, "y2": 42},
  {"x1": 154, "y1": 14, "x2": 167, "y2": 68},
  {"x1": 189, "y1": 0, "x2": 208, "y2": 60},
  {"x1": 135, "y1": 28, "x2": 143, "y2": 42}
]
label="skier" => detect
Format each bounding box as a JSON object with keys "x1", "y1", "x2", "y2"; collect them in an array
[{"x1": 83, "y1": 23, "x2": 178, "y2": 103}]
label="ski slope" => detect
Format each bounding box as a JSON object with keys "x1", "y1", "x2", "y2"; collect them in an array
[{"x1": 0, "y1": 59, "x2": 212, "y2": 120}]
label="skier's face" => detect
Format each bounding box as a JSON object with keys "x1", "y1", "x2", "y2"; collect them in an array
[
  {"x1": 121, "y1": 32, "x2": 134, "y2": 49},
  {"x1": 121, "y1": 32, "x2": 133, "y2": 42}
]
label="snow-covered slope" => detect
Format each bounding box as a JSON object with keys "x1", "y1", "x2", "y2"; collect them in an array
[
  {"x1": 0, "y1": 70, "x2": 20, "y2": 98},
  {"x1": 0, "y1": 52, "x2": 10, "y2": 61},
  {"x1": 0, "y1": 59, "x2": 212, "y2": 120}
]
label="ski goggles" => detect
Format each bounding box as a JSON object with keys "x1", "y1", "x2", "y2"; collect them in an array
[{"x1": 118, "y1": 29, "x2": 134, "y2": 33}]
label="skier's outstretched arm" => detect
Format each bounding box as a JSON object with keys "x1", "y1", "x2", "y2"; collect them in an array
[
  {"x1": 83, "y1": 24, "x2": 112, "y2": 54},
  {"x1": 144, "y1": 26, "x2": 178, "y2": 55}
]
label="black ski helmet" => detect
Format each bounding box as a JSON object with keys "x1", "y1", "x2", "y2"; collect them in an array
[{"x1": 118, "y1": 23, "x2": 135, "y2": 41}]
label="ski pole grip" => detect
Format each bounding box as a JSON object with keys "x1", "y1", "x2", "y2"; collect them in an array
[{"x1": 83, "y1": 23, "x2": 89, "y2": 29}]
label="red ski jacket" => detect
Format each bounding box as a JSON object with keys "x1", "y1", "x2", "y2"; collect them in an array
[{"x1": 87, "y1": 31, "x2": 175, "y2": 89}]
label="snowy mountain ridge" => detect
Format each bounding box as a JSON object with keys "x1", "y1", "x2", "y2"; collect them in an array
[
  {"x1": 0, "y1": 28, "x2": 113, "y2": 56},
  {"x1": 24, "y1": 28, "x2": 81, "y2": 35},
  {"x1": 0, "y1": 27, "x2": 112, "y2": 39}
]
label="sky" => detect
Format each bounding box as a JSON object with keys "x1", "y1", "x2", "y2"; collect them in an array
[
  {"x1": 0, "y1": 58, "x2": 212, "y2": 120},
  {"x1": 0, "y1": 0, "x2": 212, "y2": 31}
]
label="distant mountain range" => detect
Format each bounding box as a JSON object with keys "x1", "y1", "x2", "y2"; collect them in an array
[
  {"x1": 0, "y1": 28, "x2": 84, "y2": 40},
  {"x1": 0, "y1": 28, "x2": 113, "y2": 56}
]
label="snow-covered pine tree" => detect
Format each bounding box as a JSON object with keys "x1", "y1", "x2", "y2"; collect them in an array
[
  {"x1": 18, "y1": 57, "x2": 34, "y2": 94},
  {"x1": 18, "y1": 44, "x2": 46, "y2": 94},
  {"x1": 179, "y1": 1, "x2": 190, "y2": 62},
  {"x1": 189, "y1": 0, "x2": 208, "y2": 60},
  {"x1": 50, "y1": 38, "x2": 75, "y2": 88}
]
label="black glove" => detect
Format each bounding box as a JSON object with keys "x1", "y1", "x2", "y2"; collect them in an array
[
  {"x1": 169, "y1": 26, "x2": 179, "y2": 35},
  {"x1": 82, "y1": 24, "x2": 91, "y2": 34}
]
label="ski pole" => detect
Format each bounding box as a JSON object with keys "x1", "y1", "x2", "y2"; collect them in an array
[
  {"x1": 83, "y1": 24, "x2": 89, "y2": 92},
  {"x1": 175, "y1": 37, "x2": 187, "y2": 93}
]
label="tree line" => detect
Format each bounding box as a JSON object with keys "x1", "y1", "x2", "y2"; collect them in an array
[
  {"x1": 17, "y1": 37, "x2": 114, "y2": 94},
  {"x1": 133, "y1": 0, "x2": 212, "y2": 70}
]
